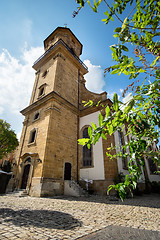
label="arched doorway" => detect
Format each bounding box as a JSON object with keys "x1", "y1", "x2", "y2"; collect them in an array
[
  {"x1": 21, "y1": 164, "x2": 31, "y2": 189},
  {"x1": 64, "y1": 162, "x2": 72, "y2": 180}
]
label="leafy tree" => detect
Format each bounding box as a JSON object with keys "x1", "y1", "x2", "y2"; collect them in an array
[
  {"x1": 75, "y1": 0, "x2": 160, "y2": 200},
  {"x1": 0, "y1": 119, "x2": 18, "y2": 160}
]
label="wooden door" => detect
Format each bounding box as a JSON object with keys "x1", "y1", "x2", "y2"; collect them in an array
[
  {"x1": 64, "y1": 162, "x2": 71, "y2": 180},
  {"x1": 21, "y1": 164, "x2": 30, "y2": 189}
]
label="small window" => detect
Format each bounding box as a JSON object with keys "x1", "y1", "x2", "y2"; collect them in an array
[
  {"x1": 38, "y1": 84, "x2": 47, "y2": 98},
  {"x1": 39, "y1": 87, "x2": 44, "y2": 96},
  {"x1": 42, "y1": 70, "x2": 48, "y2": 78},
  {"x1": 29, "y1": 129, "x2": 37, "y2": 144},
  {"x1": 83, "y1": 127, "x2": 92, "y2": 167},
  {"x1": 34, "y1": 112, "x2": 40, "y2": 121}
]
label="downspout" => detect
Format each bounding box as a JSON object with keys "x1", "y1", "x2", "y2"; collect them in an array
[{"x1": 77, "y1": 70, "x2": 80, "y2": 183}]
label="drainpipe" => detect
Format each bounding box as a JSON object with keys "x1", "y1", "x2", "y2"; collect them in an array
[{"x1": 77, "y1": 70, "x2": 80, "y2": 183}]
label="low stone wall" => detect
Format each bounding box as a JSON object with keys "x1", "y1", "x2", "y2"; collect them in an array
[
  {"x1": 29, "y1": 177, "x2": 64, "y2": 197},
  {"x1": 79, "y1": 179, "x2": 115, "y2": 195}
]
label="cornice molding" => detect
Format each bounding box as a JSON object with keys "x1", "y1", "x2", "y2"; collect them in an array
[{"x1": 20, "y1": 91, "x2": 79, "y2": 116}]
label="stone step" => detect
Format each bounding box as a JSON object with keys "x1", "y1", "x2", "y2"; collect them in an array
[
  {"x1": 64, "y1": 180, "x2": 89, "y2": 197},
  {"x1": 7, "y1": 189, "x2": 29, "y2": 197}
]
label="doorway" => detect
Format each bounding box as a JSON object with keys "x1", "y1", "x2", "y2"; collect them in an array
[
  {"x1": 64, "y1": 162, "x2": 72, "y2": 180},
  {"x1": 21, "y1": 164, "x2": 31, "y2": 189}
]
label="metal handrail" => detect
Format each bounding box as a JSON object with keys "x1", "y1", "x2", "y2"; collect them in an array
[{"x1": 33, "y1": 39, "x2": 88, "y2": 71}]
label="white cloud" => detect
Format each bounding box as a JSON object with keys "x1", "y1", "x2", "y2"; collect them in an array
[
  {"x1": 16, "y1": 131, "x2": 22, "y2": 141},
  {"x1": 0, "y1": 46, "x2": 43, "y2": 134},
  {"x1": 120, "y1": 88, "x2": 123, "y2": 93},
  {"x1": 83, "y1": 59, "x2": 105, "y2": 93},
  {"x1": 0, "y1": 46, "x2": 43, "y2": 115}
]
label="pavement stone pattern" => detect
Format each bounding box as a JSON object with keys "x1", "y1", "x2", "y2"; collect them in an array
[{"x1": 0, "y1": 193, "x2": 160, "y2": 240}]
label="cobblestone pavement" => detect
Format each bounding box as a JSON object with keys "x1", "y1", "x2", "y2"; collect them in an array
[{"x1": 0, "y1": 193, "x2": 160, "y2": 240}]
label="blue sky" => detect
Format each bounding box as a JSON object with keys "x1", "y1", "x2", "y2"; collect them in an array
[{"x1": 0, "y1": 0, "x2": 131, "y2": 138}]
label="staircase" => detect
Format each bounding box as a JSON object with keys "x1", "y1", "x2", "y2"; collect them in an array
[
  {"x1": 64, "y1": 180, "x2": 88, "y2": 197},
  {"x1": 7, "y1": 189, "x2": 29, "y2": 197}
]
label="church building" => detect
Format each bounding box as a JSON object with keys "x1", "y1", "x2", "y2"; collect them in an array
[{"x1": 14, "y1": 27, "x2": 159, "y2": 197}]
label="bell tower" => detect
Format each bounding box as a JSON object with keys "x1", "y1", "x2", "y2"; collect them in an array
[{"x1": 16, "y1": 27, "x2": 88, "y2": 197}]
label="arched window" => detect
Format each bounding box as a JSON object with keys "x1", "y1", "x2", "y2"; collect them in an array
[
  {"x1": 38, "y1": 84, "x2": 47, "y2": 98},
  {"x1": 83, "y1": 127, "x2": 92, "y2": 167}
]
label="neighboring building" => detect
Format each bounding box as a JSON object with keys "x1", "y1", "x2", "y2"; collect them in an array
[{"x1": 13, "y1": 27, "x2": 159, "y2": 197}]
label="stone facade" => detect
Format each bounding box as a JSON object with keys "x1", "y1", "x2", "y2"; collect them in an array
[{"x1": 14, "y1": 27, "x2": 119, "y2": 197}]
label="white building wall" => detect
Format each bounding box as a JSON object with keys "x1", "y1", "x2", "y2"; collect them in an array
[{"x1": 80, "y1": 111, "x2": 105, "y2": 181}]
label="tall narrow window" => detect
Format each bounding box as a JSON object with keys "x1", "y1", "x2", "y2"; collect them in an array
[
  {"x1": 39, "y1": 87, "x2": 44, "y2": 97},
  {"x1": 118, "y1": 131, "x2": 127, "y2": 169},
  {"x1": 83, "y1": 127, "x2": 92, "y2": 167},
  {"x1": 42, "y1": 70, "x2": 48, "y2": 78},
  {"x1": 28, "y1": 129, "x2": 37, "y2": 144},
  {"x1": 38, "y1": 83, "x2": 47, "y2": 98}
]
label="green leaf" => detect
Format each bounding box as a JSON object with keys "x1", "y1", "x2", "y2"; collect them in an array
[
  {"x1": 78, "y1": 138, "x2": 89, "y2": 146},
  {"x1": 150, "y1": 56, "x2": 159, "y2": 67},
  {"x1": 105, "y1": 106, "x2": 110, "y2": 118},
  {"x1": 99, "y1": 112, "x2": 103, "y2": 127},
  {"x1": 121, "y1": 45, "x2": 129, "y2": 52},
  {"x1": 111, "y1": 69, "x2": 120, "y2": 74},
  {"x1": 88, "y1": 126, "x2": 92, "y2": 138},
  {"x1": 113, "y1": 33, "x2": 119, "y2": 38},
  {"x1": 104, "y1": 10, "x2": 110, "y2": 17},
  {"x1": 121, "y1": 17, "x2": 128, "y2": 32},
  {"x1": 124, "y1": 99, "x2": 135, "y2": 113},
  {"x1": 113, "y1": 93, "x2": 119, "y2": 111},
  {"x1": 114, "y1": 27, "x2": 122, "y2": 33},
  {"x1": 91, "y1": 122, "x2": 97, "y2": 130},
  {"x1": 101, "y1": 132, "x2": 107, "y2": 139}
]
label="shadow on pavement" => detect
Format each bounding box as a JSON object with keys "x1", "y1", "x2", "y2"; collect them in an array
[
  {"x1": 0, "y1": 208, "x2": 82, "y2": 229},
  {"x1": 50, "y1": 193, "x2": 160, "y2": 209}
]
